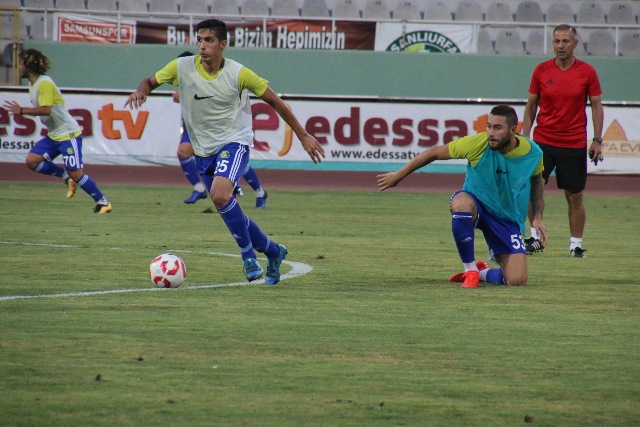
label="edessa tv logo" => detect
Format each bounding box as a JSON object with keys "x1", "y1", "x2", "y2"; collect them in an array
[{"x1": 386, "y1": 31, "x2": 461, "y2": 53}]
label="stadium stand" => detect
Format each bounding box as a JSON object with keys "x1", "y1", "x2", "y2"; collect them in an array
[
  {"x1": 514, "y1": 0, "x2": 543, "y2": 23},
  {"x1": 300, "y1": 0, "x2": 330, "y2": 17},
  {"x1": 116, "y1": 0, "x2": 148, "y2": 13},
  {"x1": 242, "y1": 0, "x2": 270, "y2": 16},
  {"x1": 362, "y1": 0, "x2": 390, "y2": 19},
  {"x1": 271, "y1": 0, "x2": 301, "y2": 17},
  {"x1": 485, "y1": 1, "x2": 513, "y2": 22},
  {"x1": 586, "y1": 29, "x2": 615, "y2": 56},
  {"x1": 23, "y1": 0, "x2": 54, "y2": 7},
  {"x1": 148, "y1": 0, "x2": 180, "y2": 14},
  {"x1": 85, "y1": 0, "x2": 118, "y2": 11},
  {"x1": 494, "y1": 27, "x2": 524, "y2": 54},
  {"x1": 332, "y1": 0, "x2": 360, "y2": 18},
  {"x1": 394, "y1": 0, "x2": 420, "y2": 20},
  {"x1": 454, "y1": 0, "x2": 483, "y2": 21},
  {"x1": 477, "y1": 27, "x2": 494, "y2": 53},
  {"x1": 618, "y1": 30, "x2": 640, "y2": 56},
  {"x1": 545, "y1": 1, "x2": 574, "y2": 23},
  {"x1": 576, "y1": 1, "x2": 606, "y2": 24},
  {"x1": 423, "y1": 0, "x2": 452, "y2": 21},
  {"x1": 525, "y1": 27, "x2": 545, "y2": 54},
  {"x1": 55, "y1": 0, "x2": 87, "y2": 10},
  {"x1": 180, "y1": 0, "x2": 210, "y2": 14},
  {"x1": 607, "y1": 1, "x2": 637, "y2": 25},
  {"x1": 211, "y1": 0, "x2": 240, "y2": 15}
]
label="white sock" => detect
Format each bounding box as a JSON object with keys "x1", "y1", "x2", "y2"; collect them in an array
[
  {"x1": 463, "y1": 262, "x2": 478, "y2": 272},
  {"x1": 530, "y1": 227, "x2": 538, "y2": 239},
  {"x1": 193, "y1": 182, "x2": 205, "y2": 193},
  {"x1": 570, "y1": 237, "x2": 582, "y2": 251},
  {"x1": 255, "y1": 188, "x2": 265, "y2": 198},
  {"x1": 479, "y1": 269, "x2": 488, "y2": 282}
]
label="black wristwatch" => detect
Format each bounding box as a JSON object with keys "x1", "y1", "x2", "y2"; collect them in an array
[{"x1": 592, "y1": 137, "x2": 603, "y2": 143}]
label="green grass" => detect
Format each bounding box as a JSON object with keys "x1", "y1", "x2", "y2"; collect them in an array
[{"x1": 0, "y1": 181, "x2": 639, "y2": 427}]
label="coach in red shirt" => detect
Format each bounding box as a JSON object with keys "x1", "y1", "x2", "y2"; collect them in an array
[{"x1": 522, "y1": 24, "x2": 604, "y2": 259}]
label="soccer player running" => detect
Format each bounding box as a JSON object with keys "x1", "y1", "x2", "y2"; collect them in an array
[
  {"x1": 522, "y1": 24, "x2": 604, "y2": 258},
  {"x1": 377, "y1": 105, "x2": 547, "y2": 288},
  {"x1": 125, "y1": 19, "x2": 324, "y2": 284},
  {"x1": 2, "y1": 48, "x2": 112, "y2": 214}
]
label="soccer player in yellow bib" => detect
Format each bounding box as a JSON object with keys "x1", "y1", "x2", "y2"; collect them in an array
[
  {"x1": 3, "y1": 49, "x2": 112, "y2": 214},
  {"x1": 377, "y1": 105, "x2": 547, "y2": 288},
  {"x1": 125, "y1": 19, "x2": 325, "y2": 284}
]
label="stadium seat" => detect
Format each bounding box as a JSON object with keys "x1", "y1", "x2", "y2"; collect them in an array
[
  {"x1": 485, "y1": 1, "x2": 513, "y2": 22},
  {"x1": 576, "y1": 1, "x2": 605, "y2": 24},
  {"x1": 242, "y1": 0, "x2": 269, "y2": 16},
  {"x1": 211, "y1": 0, "x2": 240, "y2": 15},
  {"x1": 362, "y1": 0, "x2": 390, "y2": 19},
  {"x1": 300, "y1": 0, "x2": 330, "y2": 17},
  {"x1": 117, "y1": 0, "x2": 148, "y2": 12},
  {"x1": 394, "y1": 0, "x2": 420, "y2": 20},
  {"x1": 23, "y1": 0, "x2": 54, "y2": 8},
  {"x1": 271, "y1": 0, "x2": 300, "y2": 17},
  {"x1": 332, "y1": 0, "x2": 360, "y2": 19},
  {"x1": 494, "y1": 28, "x2": 524, "y2": 54},
  {"x1": 424, "y1": 0, "x2": 452, "y2": 21},
  {"x1": 515, "y1": 1, "x2": 543, "y2": 23},
  {"x1": 55, "y1": 0, "x2": 88, "y2": 10},
  {"x1": 454, "y1": 0, "x2": 483, "y2": 22},
  {"x1": 618, "y1": 30, "x2": 640, "y2": 56},
  {"x1": 586, "y1": 30, "x2": 615, "y2": 56},
  {"x1": 545, "y1": 1, "x2": 574, "y2": 23},
  {"x1": 607, "y1": 1, "x2": 637, "y2": 25},
  {"x1": 525, "y1": 28, "x2": 546, "y2": 55},
  {"x1": 86, "y1": 0, "x2": 118, "y2": 11},
  {"x1": 477, "y1": 27, "x2": 494, "y2": 53},
  {"x1": 180, "y1": 0, "x2": 209, "y2": 14},
  {"x1": 148, "y1": 0, "x2": 179, "y2": 13},
  {"x1": 22, "y1": 11, "x2": 53, "y2": 39}
]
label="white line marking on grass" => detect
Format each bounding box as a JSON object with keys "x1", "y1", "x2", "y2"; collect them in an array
[{"x1": 0, "y1": 241, "x2": 313, "y2": 301}]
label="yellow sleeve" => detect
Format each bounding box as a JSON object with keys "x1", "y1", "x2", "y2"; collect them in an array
[
  {"x1": 448, "y1": 133, "x2": 488, "y2": 167},
  {"x1": 238, "y1": 66, "x2": 268, "y2": 97},
  {"x1": 155, "y1": 59, "x2": 179, "y2": 86},
  {"x1": 38, "y1": 80, "x2": 58, "y2": 107}
]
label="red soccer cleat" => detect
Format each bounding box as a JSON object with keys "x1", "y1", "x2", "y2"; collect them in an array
[
  {"x1": 448, "y1": 260, "x2": 488, "y2": 283},
  {"x1": 460, "y1": 270, "x2": 480, "y2": 288}
]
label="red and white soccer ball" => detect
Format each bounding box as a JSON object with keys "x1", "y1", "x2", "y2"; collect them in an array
[{"x1": 149, "y1": 253, "x2": 186, "y2": 288}]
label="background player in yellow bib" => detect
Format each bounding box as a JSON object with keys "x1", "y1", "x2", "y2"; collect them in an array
[
  {"x1": 2, "y1": 48, "x2": 112, "y2": 214},
  {"x1": 124, "y1": 19, "x2": 325, "y2": 284}
]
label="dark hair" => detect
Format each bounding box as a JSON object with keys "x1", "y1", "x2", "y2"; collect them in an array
[
  {"x1": 178, "y1": 51, "x2": 194, "y2": 58},
  {"x1": 19, "y1": 48, "x2": 50, "y2": 75},
  {"x1": 553, "y1": 24, "x2": 577, "y2": 37},
  {"x1": 490, "y1": 105, "x2": 518, "y2": 128},
  {"x1": 196, "y1": 19, "x2": 227, "y2": 41}
]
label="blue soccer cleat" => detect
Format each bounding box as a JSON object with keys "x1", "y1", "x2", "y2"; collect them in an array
[
  {"x1": 184, "y1": 190, "x2": 207, "y2": 204},
  {"x1": 265, "y1": 245, "x2": 287, "y2": 285},
  {"x1": 243, "y1": 257, "x2": 264, "y2": 282},
  {"x1": 255, "y1": 191, "x2": 267, "y2": 209}
]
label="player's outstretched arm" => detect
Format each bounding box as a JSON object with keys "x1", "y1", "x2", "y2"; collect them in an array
[
  {"x1": 377, "y1": 144, "x2": 451, "y2": 191},
  {"x1": 259, "y1": 87, "x2": 325, "y2": 164},
  {"x1": 529, "y1": 172, "x2": 547, "y2": 246},
  {"x1": 124, "y1": 76, "x2": 160, "y2": 110}
]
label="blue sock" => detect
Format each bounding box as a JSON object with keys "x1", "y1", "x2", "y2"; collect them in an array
[
  {"x1": 246, "y1": 217, "x2": 279, "y2": 258},
  {"x1": 242, "y1": 166, "x2": 261, "y2": 191},
  {"x1": 76, "y1": 174, "x2": 106, "y2": 203},
  {"x1": 451, "y1": 212, "x2": 475, "y2": 263},
  {"x1": 179, "y1": 156, "x2": 201, "y2": 187},
  {"x1": 486, "y1": 268, "x2": 507, "y2": 285},
  {"x1": 217, "y1": 197, "x2": 256, "y2": 260},
  {"x1": 35, "y1": 161, "x2": 66, "y2": 178}
]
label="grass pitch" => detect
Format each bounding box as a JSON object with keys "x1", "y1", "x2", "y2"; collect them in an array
[{"x1": 0, "y1": 181, "x2": 639, "y2": 426}]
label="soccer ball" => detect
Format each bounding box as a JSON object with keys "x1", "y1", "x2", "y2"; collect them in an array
[{"x1": 149, "y1": 253, "x2": 186, "y2": 288}]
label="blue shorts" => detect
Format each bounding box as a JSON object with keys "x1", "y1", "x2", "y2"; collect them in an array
[
  {"x1": 179, "y1": 129, "x2": 190, "y2": 144},
  {"x1": 195, "y1": 143, "x2": 249, "y2": 193},
  {"x1": 451, "y1": 190, "x2": 526, "y2": 257},
  {"x1": 30, "y1": 134, "x2": 84, "y2": 171}
]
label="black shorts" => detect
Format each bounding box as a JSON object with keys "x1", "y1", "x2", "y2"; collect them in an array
[{"x1": 538, "y1": 142, "x2": 587, "y2": 193}]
